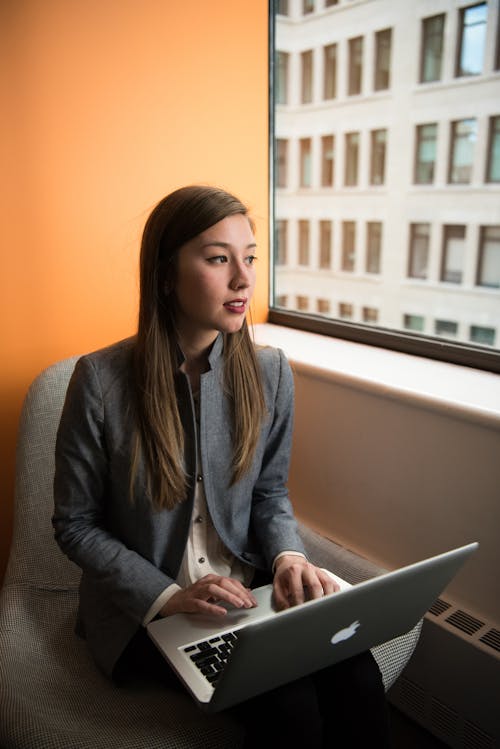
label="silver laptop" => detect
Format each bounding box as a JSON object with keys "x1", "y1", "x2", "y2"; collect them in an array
[{"x1": 147, "y1": 542, "x2": 478, "y2": 713}]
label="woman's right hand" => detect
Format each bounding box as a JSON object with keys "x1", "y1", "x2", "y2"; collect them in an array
[{"x1": 159, "y1": 574, "x2": 257, "y2": 618}]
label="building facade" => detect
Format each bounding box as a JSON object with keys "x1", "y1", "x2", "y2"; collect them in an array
[{"x1": 274, "y1": 0, "x2": 500, "y2": 348}]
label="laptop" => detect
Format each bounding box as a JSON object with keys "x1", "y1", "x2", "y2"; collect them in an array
[{"x1": 147, "y1": 541, "x2": 478, "y2": 713}]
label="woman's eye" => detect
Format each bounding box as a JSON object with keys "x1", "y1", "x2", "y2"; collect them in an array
[
  {"x1": 207, "y1": 255, "x2": 228, "y2": 264},
  {"x1": 245, "y1": 255, "x2": 258, "y2": 265}
]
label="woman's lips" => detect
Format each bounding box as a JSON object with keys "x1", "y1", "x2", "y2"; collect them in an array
[{"x1": 223, "y1": 299, "x2": 247, "y2": 313}]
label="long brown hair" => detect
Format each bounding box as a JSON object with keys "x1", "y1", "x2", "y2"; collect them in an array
[{"x1": 131, "y1": 185, "x2": 266, "y2": 510}]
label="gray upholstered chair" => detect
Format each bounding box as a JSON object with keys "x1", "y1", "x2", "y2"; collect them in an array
[{"x1": 0, "y1": 356, "x2": 421, "y2": 749}]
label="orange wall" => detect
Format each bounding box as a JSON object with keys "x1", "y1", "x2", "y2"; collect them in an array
[{"x1": 0, "y1": 0, "x2": 270, "y2": 582}]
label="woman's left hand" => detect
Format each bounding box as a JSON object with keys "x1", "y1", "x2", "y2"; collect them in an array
[{"x1": 272, "y1": 555, "x2": 340, "y2": 610}]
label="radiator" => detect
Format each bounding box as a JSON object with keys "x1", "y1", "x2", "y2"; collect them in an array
[{"x1": 388, "y1": 598, "x2": 500, "y2": 749}]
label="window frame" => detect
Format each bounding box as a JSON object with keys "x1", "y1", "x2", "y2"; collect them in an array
[{"x1": 268, "y1": 2, "x2": 500, "y2": 374}]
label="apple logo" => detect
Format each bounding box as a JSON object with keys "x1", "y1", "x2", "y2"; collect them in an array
[{"x1": 330, "y1": 620, "x2": 361, "y2": 645}]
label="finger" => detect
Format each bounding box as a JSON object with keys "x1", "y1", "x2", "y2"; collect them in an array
[
  {"x1": 215, "y1": 578, "x2": 258, "y2": 608},
  {"x1": 204, "y1": 580, "x2": 255, "y2": 610}
]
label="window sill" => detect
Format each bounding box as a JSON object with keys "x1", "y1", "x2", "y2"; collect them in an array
[{"x1": 252, "y1": 323, "x2": 500, "y2": 428}]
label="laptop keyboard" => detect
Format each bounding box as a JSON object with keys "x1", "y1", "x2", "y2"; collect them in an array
[{"x1": 183, "y1": 631, "x2": 239, "y2": 687}]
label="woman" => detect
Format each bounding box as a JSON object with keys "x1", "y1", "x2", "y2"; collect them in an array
[{"x1": 53, "y1": 185, "x2": 390, "y2": 747}]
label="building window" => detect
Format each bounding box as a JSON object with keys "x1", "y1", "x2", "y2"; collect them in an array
[
  {"x1": 414, "y1": 123, "x2": 437, "y2": 184},
  {"x1": 342, "y1": 221, "x2": 356, "y2": 271},
  {"x1": 449, "y1": 119, "x2": 477, "y2": 184},
  {"x1": 344, "y1": 132, "x2": 360, "y2": 186},
  {"x1": 317, "y1": 298, "x2": 331, "y2": 314},
  {"x1": 470, "y1": 325, "x2": 496, "y2": 346},
  {"x1": 404, "y1": 314, "x2": 425, "y2": 332},
  {"x1": 441, "y1": 225, "x2": 466, "y2": 284},
  {"x1": 370, "y1": 129, "x2": 387, "y2": 185},
  {"x1": 277, "y1": 0, "x2": 289, "y2": 15},
  {"x1": 477, "y1": 226, "x2": 500, "y2": 288},
  {"x1": 319, "y1": 220, "x2": 332, "y2": 269},
  {"x1": 276, "y1": 294, "x2": 288, "y2": 307},
  {"x1": 321, "y1": 135, "x2": 335, "y2": 187},
  {"x1": 456, "y1": 3, "x2": 488, "y2": 77},
  {"x1": 408, "y1": 223, "x2": 430, "y2": 279},
  {"x1": 297, "y1": 295, "x2": 309, "y2": 310},
  {"x1": 276, "y1": 139, "x2": 288, "y2": 188},
  {"x1": 366, "y1": 222, "x2": 382, "y2": 273},
  {"x1": 298, "y1": 220, "x2": 310, "y2": 265},
  {"x1": 374, "y1": 28, "x2": 392, "y2": 90},
  {"x1": 301, "y1": 50, "x2": 314, "y2": 104},
  {"x1": 420, "y1": 14, "x2": 445, "y2": 83},
  {"x1": 299, "y1": 138, "x2": 312, "y2": 187},
  {"x1": 276, "y1": 51, "x2": 289, "y2": 105},
  {"x1": 363, "y1": 307, "x2": 379, "y2": 324},
  {"x1": 339, "y1": 302, "x2": 353, "y2": 319},
  {"x1": 325, "y1": 0, "x2": 338, "y2": 6},
  {"x1": 276, "y1": 220, "x2": 288, "y2": 265},
  {"x1": 486, "y1": 116, "x2": 500, "y2": 183},
  {"x1": 435, "y1": 319, "x2": 458, "y2": 338},
  {"x1": 303, "y1": 0, "x2": 314, "y2": 14},
  {"x1": 323, "y1": 43, "x2": 337, "y2": 100},
  {"x1": 348, "y1": 36, "x2": 363, "y2": 95}
]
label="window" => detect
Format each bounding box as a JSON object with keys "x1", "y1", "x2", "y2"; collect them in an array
[
  {"x1": 435, "y1": 319, "x2": 458, "y2": 338},
  {"x1": 271, "y1": 4, "x2": 500, "y2": 373},
  {"x1": 470, "y1": 325, "x2": 496, "y2": 346},
  {"x1": 441, "y1": 225, "x2": 466, "y2": 283},
  {"x1": 341, "y1": 221, "x2": 356, "y2": 271},
  {"x1": 344, "y1": 132, "x2": 359, "y2": 186},
  {"x1": 449, "y1": 119, "x2": 477, "y2": 184},
  {"x1": 276, "y1": 294, "x2": 288, "y2": 307},
  {"x1": 366, "y1": 222, "x2": 382, "y2": 273},
  {"x1": 456, "y1": 3, "x2": 487, "y2": 77},
  {"x1": 319, "y1": 220, "x2": 332, "y2": 269},
  {"x1": 420, "y1": 14, "x2": 445, "y2": 83},
  {"x1": 339, "y1": 302, "x2": 353, "y2": 319},
  {"x1": 301, "y1": 50, "x2": 313, "y2": 104},
  {"x1": 363, "y1": 307, "x2": 379, "y2": 324},
  {"x1": 298, "y1": 220, "x2": 310, "y2": 265},
  {"x1": 299, "y1": 138, "x2": 312, "y2": 187},
  {"x1": 323, "y1": 44, "x2": 337, "y2": 100},
  {"x1": 276, "y1": 139, "x2": 288, "y2": 188},
  {"x1": 276, "y1": 51, "x2": 289, "y2": 105},
  {"x1": 348, "y1": 37, "x2": 363, "y2": 95},
  {"x1": 414, "y1": 123, "x2": 437, "y2": 184},
  {"x1": 374, "y1": 29, "x2": 392, "y2": 90},
  {"x1": 404, "y1": 314, "x2": 425, "y2": 332},
  {"x1": 321, "y1": 135, "x2": 335, "y2": 187},
  {"x1": 477, "y1": 226, "x2": 500, "y2": 288},
  {"x1": 370, "y1": 129, "x2": 387, "y2": 185},
  {"x1": 276, "y1": 220, "x2": 288, "y2": 265},
  {"x1": 408, "y1": 223, "x2": 430, "y2": 279},
  {"x1": 486, "y1": 116, "x2": 500, "y2": 183}
]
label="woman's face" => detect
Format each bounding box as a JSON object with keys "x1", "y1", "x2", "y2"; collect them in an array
[{"x1": 172, "y1": 213, "x2": 257, "y2": 351}]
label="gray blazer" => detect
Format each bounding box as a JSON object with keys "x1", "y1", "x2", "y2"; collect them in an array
[{"x1": 53, "y1": 334, "x2": 306, "y2": 676}]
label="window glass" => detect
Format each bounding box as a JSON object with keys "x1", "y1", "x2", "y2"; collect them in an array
[
  {"x1": 449, "y1": 119, "x2": 477, "y2": 183},
  {"x1": 374, "y1": 29, "x2": 392, "y2": 90},
  {"x1": 415, "y1": 124, "x2": 437, "y2": 184},
  {"x1": 420, "y1": 14, "x2": 445, "y2": 83},
  {"x1": 348, "y1": 37, "x2": 363, "y2": 95},
  {"x1": 323, "y1": 44, "x2": 337, "y2": 99},
  {"x1": 271, "y1": 3, "x2": 500, "y2": 371},
  {"x1": 486, "y1": 116, "x2": 500, "y2": 183},
  {"x1": 456, "y1": 3, "x2": 487, "y2": 77}
]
